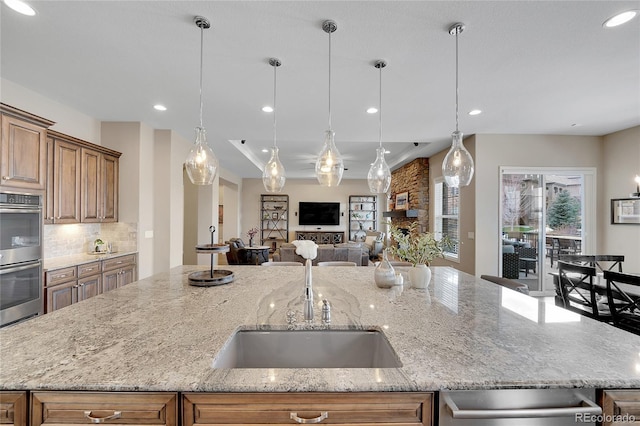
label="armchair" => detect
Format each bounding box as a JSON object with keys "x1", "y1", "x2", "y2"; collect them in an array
[
  {"x1": 225, "y1": 238, "x2": 252, "y2": 265},
  {"x1": 363, "y1": 231, "x2": 384, "y2": 260}
]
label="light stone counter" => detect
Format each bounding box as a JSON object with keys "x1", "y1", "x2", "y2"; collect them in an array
[
  {"x1": 1, "y1": 265, "x2": 639, "y2": 392},
  {"x1": 43, "y1": 251, "x2": 138, "y2": 271}
]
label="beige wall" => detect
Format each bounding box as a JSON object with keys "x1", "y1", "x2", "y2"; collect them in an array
[
  {"x1": 1, "y1": 78, "x2": 101, "y2": 143},
  {"x1": 429, "y1": 136, "x2": 476, "y2": 275},
  {"x1": 474, "y1": 134, "x2": 603, "y2": 277},
  {"x1": 601, "y1": 126, "x2": 640, "y2": 272},
  {"x1": 240, "y1": 179, "x2": 381, "y2": 243}
]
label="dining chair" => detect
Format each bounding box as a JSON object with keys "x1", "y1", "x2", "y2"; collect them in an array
[
  {"x1": 604, "y1": 270, "x2": 640, "y2": 335},
  {"x1": 317, "y1": 261, "x2": 357, "y2": 267},
  {"x1": 557, "y1": 261, "x2": 610, "y2": 321},
  {"x1": 260, "y1": 261, "x2": 303, "y2": 266},
  {"x1": 558, "y1": 254, "x2": 624, "y2": 273}
]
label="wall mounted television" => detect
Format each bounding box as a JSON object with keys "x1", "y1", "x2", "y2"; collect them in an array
[{"x1": 299, "y1": 202, "x2": 340, "y2": 226}]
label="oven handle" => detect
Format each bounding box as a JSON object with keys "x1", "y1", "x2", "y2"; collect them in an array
[
  {"x1": 0, "y1": 261, "x2": 42, "y2": 275},
  {"x1": 442, "y1": 393, "x2": 602, "y2": 419},
  {"x1": 0, "y1": 207, "x2": 42, "y2": 214}
]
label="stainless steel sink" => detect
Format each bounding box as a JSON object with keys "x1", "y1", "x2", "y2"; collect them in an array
[{"x1": 212, "y1": 329, "x2": 402, "y2": 368}]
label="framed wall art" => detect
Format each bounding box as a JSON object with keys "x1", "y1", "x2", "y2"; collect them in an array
[{"x1": 395, "y1": 192, "x2": 408, "y2": 210}]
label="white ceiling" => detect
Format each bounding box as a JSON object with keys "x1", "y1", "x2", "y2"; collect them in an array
[{"x1": 2, "y1": 1, "x2": 639, "y2": 180}]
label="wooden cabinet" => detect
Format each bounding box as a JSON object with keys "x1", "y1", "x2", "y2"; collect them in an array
[
  {"x1": 296, "y1": 231, "x2": 344, "y2": 244},
  {"x1": 44, "y1": 260, "x2": 104, "y2": 313},
  {"x1": 0, "y1": 392, "x2": 27, "y2": 426},
  {"x1": 30, "y1": 391, "x2": 178, "y2": 426},
  {"x1": 1, "y1": 104, "x2": 54, "y2": 191},
  {"x1": 600, "y1": 389, "x2": 640, "y2": 425},
  {"x1": 102, "y1": 254, "x2": 137, "y2": 293},
  {"x1": 349, "y1": 195, "x2": 377, "y2": 241},
  {"x1": 260, "y1": 194, "x2": 289, "y2": 252},
  {"x1": 45, "y1": 135, "x2": 81, "y2": 223},
  {"x1": 81, "y1": 147, "x2": 119, "y2": 223},
  {"x1": 183, "y1": 393, "x2": 433, "y2": 426}
]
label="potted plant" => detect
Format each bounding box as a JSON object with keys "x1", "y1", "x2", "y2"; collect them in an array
[{"x1": 386, "y1": 222, "x2": 450, "y2": 289}]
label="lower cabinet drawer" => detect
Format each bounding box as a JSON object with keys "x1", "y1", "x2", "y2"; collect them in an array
[
  {"x1": 30, "y1": 392, "x2": 178, "y2": 426},
  {"x1": 182, "y1": 393, "x2": 433, "y2": 425},
  {"x1": 0, "y1": 392, "x2": 27, "y2": 426}
]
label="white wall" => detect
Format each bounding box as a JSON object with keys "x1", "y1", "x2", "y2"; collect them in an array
[
  {"x1": 1, "y1": 78, "x2": 101, "y2": 143},
  {"x1": 153, "y1": 130, "x2": 171, "y2": 273},
  {"x1": 601, "y1": 126, "x2": 640, "y2": 272},
  {"x1": 474, "y1": 134, "x2": 603, "y2": 277},
  {"x1": 240, "y1": 178, "x2": 381, "y2": 243}
]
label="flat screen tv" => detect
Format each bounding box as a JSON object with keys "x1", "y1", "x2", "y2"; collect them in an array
[{"x1": 299, "y1": 202, "x2": 340, "y2": 226}]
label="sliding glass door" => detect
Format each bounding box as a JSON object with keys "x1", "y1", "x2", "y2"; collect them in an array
[{"x1": 499, "y1": 168, "x2": 596, "y2": 295}]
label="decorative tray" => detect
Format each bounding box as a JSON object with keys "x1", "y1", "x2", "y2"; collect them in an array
[
  {"x1": 188, "y1": 269, "x2": 234, "y2": 287},
  {"x1": 195, "y1": 243, "x2": 229, "y2": 254}
]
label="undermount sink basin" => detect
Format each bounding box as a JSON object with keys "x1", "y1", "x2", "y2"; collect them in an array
[{"x1": 213, "y1": 329, "x2": 402, "y2": 368}]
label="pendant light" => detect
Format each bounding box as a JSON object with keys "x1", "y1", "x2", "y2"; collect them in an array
[
  {"x1": 367, "y1": 60, "x2": 392, "y2": 194},
  {"x1": 262, "y1": 58, "x2": 286, "y2": 192},
  {"x1": 442, "y1": 22, "x2": 474, "y2": 188},
  {"x1": 185, "y1": 16, "x2": 219, "y2": 186},
  {"x1": 315, "y1": 19, "x2": 344, "y2": 187}
]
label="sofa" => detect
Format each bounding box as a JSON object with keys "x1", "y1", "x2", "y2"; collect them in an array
[{"x1": 273, "y1": 242, "x2": 370, "y2": 266}]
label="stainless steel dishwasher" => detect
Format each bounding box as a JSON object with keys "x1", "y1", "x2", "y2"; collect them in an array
[{"x1": 439, "y1": 388, "x2": 601, "y2": 426}]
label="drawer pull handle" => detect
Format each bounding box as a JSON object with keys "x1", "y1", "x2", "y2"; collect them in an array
[
  {"x1": 83, "y1": 411, "x2": 122, "y2": 423},
  {"x1": 290, "y1": 412, "x2": 328, "y2": 424},
  {"x1": 2, "y1": 176, "x2": 10, "y2": 180},
  {"x1": 442, "y1": 394, "x2": 601, "y2": 419}
]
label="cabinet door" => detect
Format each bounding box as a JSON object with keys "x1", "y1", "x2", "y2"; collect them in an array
[
  {"x1": 119, "y1": 265, "x2": 136, "y2": 287},
  {"x1": 600, "y1": 390, "x2": 640, "y2": 426},
  {"x1": 80, "y1": 147, "x2": 100, "y2": 223},
  {"x1": 44, "y1": 136, "x2": 54, "y2": 224},
  {"x1": 0, "y1": 391, "x2": 27, "y2": 426},
  {"x1": 52, "y1": 139, "x2": 81, "y2": 223},
  {"x1": 77, "y1": 274, "x2": 101, "y2": 302},
  {"x1": 46, "y1": 280, "x2": 77, "y2": 313},
  {"x1": 0, "y1": 114, "x2": 47, "y2": 190},
  {"x1": 100, "y1": 154, "x2": 118, "y2": 222},
  {"x1": 183, "y1": 393, "x2": 433, "y2": 426},
  {"x1": 102, "y1": 269, "x2": 119, "y2": 293},
  {"x1": 31, "y1": 392, "x2": 178, "y2": 426}
]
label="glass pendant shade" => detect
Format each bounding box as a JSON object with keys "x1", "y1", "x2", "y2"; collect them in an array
[
  {"x1": 368, "y1": 147, "x2": 391, "y2": 193},
  {"x1": 315, "y1": 130, "x2": 344, "y2": 187},
  {"x1": 185, "y1": 126, "x2": 218, "y2": 185},
  {"x1": 262, "y1": 146, "x2": 286, "y2": 193},
  {"x1": 442, "y1": 130, "x2": 474, "y2": 188}
]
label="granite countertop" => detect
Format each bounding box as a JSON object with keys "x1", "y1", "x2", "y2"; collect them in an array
[
  {"x1": 43, "y1": 251, "x2": 138, "y2": 271},
  {"x1": 1, "y1": 265, "x2": 639, "y2": 392}
]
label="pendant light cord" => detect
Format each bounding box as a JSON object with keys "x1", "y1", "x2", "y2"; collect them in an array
[
  {"x1": 378, "y1": 63, "x2": 383, "y2": 148},
  {"x1": 273, "y1": 62, "x2": 277, "y2": 147},
  {"x1": 455, "y1": 30, "x2": 459, "y2": 133},
  {"x1": 328, "y1": 29, "x2": 332, "y2": 131},
  {"x1": 199, "y1": 24, "x2": 204, "y2": 129}
]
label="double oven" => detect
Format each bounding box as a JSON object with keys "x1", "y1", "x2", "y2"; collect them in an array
[{"x1": 0, "y1": 192, "x2": 43, "y2": 327}]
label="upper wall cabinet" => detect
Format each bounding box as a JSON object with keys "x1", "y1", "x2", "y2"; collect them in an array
[
  {"x1": 44, "y1": 130, "x2": 121, "y2": 224},
  {"x1": 1, "y1": 103, "x2": 55, "y2": 191}
]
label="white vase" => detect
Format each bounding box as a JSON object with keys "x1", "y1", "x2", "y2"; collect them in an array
[{"x1": 409, "y1": 264, "x2": 431, "y2": 289}]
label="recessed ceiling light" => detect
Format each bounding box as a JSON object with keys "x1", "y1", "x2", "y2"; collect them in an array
[
  {"x1": 468, "y1": 109, "x2": 482, "y2": 116},
  {"x1": 153, "y1": 104, "x2": 167, "y2": 111},
  {"x1": 603, "y1": 10, "x2": 638, "y2": 27},
  {"x1": 366, "y1": 107, "x2": 378, "y2": 114},
  {"x1": 3, "y1": 0, "x2": 36, "y2": 15},
  {"x1": 262, "y1": 106, "x2": 273, "y2": 113}
]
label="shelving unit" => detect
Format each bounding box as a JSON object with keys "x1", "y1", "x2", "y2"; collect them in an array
[
  {"x1": 260, "y1": 194, "x2": 289, "y2": 252},
  {"x1": 349, "y1": 195, "x2": 377, "y2": 241}
]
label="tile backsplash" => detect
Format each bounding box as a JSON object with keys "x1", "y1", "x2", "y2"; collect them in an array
[{"x1": 44, "y1": 222, "x2": 138, "y2": 258}]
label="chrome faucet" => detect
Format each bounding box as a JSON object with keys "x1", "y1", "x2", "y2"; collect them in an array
[{"x1": 303, "y1": 259, "x2": 314, "y2": 322}]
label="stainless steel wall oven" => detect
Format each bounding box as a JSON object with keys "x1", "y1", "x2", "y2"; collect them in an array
[{"x1": 0, "y1": 192, "x2": 43, "y2": 327}]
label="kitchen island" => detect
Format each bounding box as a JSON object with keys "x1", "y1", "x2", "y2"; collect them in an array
[{"x1": 1, "y1": 265, "x2": 639, "y2": 392}]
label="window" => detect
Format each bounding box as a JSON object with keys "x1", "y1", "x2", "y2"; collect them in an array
[{"x1": 435, "y1": 180, "x2": 459, "y2": 259}]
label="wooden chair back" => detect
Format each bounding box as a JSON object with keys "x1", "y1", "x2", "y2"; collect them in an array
[
  {"x1": 557, "y1": 261, "x2": 609, "y2": 321},
  {"x1": 604, "y1": 270, "x2": 640, "y2": 335}
]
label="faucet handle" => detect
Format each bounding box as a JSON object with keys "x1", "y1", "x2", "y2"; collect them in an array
[{"x1": 321, "y1": 300, "x2": 331, "y2": 324}]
